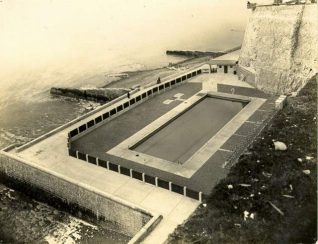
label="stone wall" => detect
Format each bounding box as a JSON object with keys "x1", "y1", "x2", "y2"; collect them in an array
[
  {"x1": 0, "y1": 151, "x2": 151, "y2": 237},
  {"x1": 239, "y1": 4, "x2": 318, "y2": 94}
]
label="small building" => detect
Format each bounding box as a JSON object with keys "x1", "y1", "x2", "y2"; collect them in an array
[
  {"x1": 207, "y1": 49, "x2": 240, "y2": 75},
  {"x1": 209, "y1": 60, "x2": 237, "y2": 74}
]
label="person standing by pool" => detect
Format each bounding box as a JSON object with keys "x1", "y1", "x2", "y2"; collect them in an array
[
  {"x1": 157, "y1": 77, "x2": 161, "y2": 84},
  {"x1": 127, "y1": 91, "x2": 130, "y2": 99}
]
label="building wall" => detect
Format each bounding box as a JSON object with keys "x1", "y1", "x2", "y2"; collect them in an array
[
  {"x1": 216, "y1": 65, "x2": 236, "y2": 74},
  {"x1": 239, "y1": 4, "x2": 318, "y2": 94}
]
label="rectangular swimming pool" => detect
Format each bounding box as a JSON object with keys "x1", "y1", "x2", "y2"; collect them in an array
[{"x1": 132, "y1": 96, "x2": 248, "y2": 164}]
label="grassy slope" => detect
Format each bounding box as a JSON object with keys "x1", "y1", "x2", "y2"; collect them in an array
[{"x1": 169, "y1": 78, "x2": 317, "y2": 243}]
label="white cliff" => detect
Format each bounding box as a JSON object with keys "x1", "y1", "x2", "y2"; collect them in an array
[{"x1": 239, "y1": 4, "x2": 318, "y2": 94}]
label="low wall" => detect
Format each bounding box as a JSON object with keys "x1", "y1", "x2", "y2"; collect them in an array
[
  {"x1": 237, "y1": 65, "x2": 256, "y2": 85},
  {"x1": 69, "y1": 149, "x2": 203, "y2": 202},
  {"x1": 0, "y1": 151, "x2": 152, "y2": 237}
]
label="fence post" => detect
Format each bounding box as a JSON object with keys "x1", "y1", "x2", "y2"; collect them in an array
[
  {"x1": 85, "y1": 154, "x2": 89, "y2": 162},
  {"x1": 106, "y1": 161, "x2": 110, "y2": 170},
  {"x1": 169, "y1": 182, "x2": 172, "y2": 191},
  {"x1": 142, "y1": 173, "x2": 145, "y2": 182},
  {"x1": 183, "y1": 186, "x2": 187, "y2": 196},
  {"x1": 76, "y1": 151, "x2": 79, "y2": 159},
  {"x1": 118, "y1": 165, "x2": 121, "y2": 174},
  {"x1": 96, "y1": 158, "x2": 99, "y2": 166},
  {"x1": 155, "y1": 177, "x2": 158, "y2": 187},
  {"x1": 130, "y1": 169, "x2": 133, "y2": 178}
]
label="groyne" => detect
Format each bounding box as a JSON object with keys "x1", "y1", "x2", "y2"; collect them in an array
[
  {"x1": 166, "y1": 50, "x2": 225, "y2": 58},
  {"x1": 50, "y1": 87, "x2": 130, "y2": 102}
]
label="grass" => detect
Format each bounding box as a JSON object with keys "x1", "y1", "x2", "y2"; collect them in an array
[{"x1": 168, "y1": 77, "x2": 317, "y2": 243}]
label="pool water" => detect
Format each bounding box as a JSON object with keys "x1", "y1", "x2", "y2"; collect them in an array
[{"x1": 134, "y1": 96, "x2": 247, "y2": 164}]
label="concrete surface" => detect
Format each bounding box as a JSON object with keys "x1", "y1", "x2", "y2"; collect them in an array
[{"x1": 9, "y1": 71, "x2": 276, "y2": 243}]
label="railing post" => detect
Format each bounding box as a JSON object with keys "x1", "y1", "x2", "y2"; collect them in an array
[
  {"x1": 155, "y1": 177, "x2": 158, "y2": 187},
  {"x1": 118, "y1": 165, "x2": 121, "y2": 174},
  {"x1": 76, "y1": 151, "x2": 79, "y2": 159},
  {"x1": 169, "y1": 182, "x2": 172, "y2": 191},
  {"x1": 183, "y1": 186, "x2": 187, "y2": 196},
  {"x1": 142, "y1": 173, "x2": 145, "y2": 182},
  {"x1": 106, "y1": 161, "x2": 110, "y2": 170},
  {"x1": 130, "y1": 169, "x2": 133, "y2": 178},
  {"x1": 96, "y1": 157, "x2": 99, "y2": 166},
  {"x1": 85, "y1": 154, "x2": 89, "y2": 162}
]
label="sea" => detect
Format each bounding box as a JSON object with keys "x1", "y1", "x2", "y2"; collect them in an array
[{"x1": 0, "y1": 0, "x2": 247, "y2": 243}]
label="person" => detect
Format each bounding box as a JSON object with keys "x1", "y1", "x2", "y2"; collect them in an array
[
  {"x1": 157, "y1": 77, "x2": 161, "y2": 84},
  {"x1": 127, "y1": 91, "x2": 130, "y2": 99}
]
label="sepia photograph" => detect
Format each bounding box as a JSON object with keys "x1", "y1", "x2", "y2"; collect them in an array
[{"x1": 0, "y1": 0, "x2": 317, "y2": 243}]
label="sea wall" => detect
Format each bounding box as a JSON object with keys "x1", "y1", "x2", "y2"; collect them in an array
[
  {"x1": 239, "y1": 4, "x2": 318, "y2": 94},
  {"x1": 0, "y1": 151, "x2": 151, "y2": 237}
]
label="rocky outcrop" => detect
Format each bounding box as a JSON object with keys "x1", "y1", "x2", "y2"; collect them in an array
[
  {"x1": 239, "y1": 4, "x2": 318, "y2": 94},
  {"x1": 50, "y1": 87, "x2": 130, "y2": 102}
]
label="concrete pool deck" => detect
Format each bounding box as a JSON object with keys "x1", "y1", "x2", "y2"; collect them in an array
[
  {"x1": 108, "y1": 91, "x2": 265, "y2": 178},
  {"x1": 70, "y1": 73, "x2": 276, "y2": 195}
]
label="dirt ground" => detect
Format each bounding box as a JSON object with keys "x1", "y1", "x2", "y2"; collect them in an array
[{"x1": 168, "y1": 77, "x2": 317, "y2": 243}]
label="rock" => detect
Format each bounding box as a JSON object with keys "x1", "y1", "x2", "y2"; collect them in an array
[
  {"x1": 273, "y1": 141, "x2": 287, "y2": 151},
  {"x1": 303, "y1": 170, "x2": 310, "y2": 175},
  {"x1": 297, "y1": 158, "x2": 303, "y2": 162},
  {"x1": 239, "y1": 184, "x2": 251, "y2": 187},
  {"x1": 243, "y1": 211, "x2": 249, "y2": 221},
  {"x1": 227, "y1": 184, "x2": 233, "y2": 189},
  {"x1": 202, "y1": 203, "x2": 207, "y2": 207}
]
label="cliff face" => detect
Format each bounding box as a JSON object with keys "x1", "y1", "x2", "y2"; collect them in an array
[{"x1": 239, "y1": 4, "x2": 318, "y2": 94}]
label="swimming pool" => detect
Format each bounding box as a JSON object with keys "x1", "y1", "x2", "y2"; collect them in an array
[{"x1": 132, "y1": 96, "x2": 247, "y2": 164}]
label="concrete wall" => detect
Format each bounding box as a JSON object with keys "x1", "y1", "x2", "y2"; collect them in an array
[
  {"x1": 237, "y1": 65, "x2": 256, "y2": 84},
  {"x1": 0, "y1": 151, "x2": 151, "y2": 237},
  {"x1": 239, "y1": 4, "x2": 318, "y2": 94}
]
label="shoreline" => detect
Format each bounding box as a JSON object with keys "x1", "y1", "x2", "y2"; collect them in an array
[{"x1": 102, "y1": 55, "x2": 211, "y2": 89}]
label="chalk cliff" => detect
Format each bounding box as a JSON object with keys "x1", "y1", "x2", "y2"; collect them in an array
[{"x1": 239, "y1": 4, "x2": 318, "y2": 94}]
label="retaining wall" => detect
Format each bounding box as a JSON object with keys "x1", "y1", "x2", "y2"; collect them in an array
[
  {"x1": 237, "y1": 65, "x2": 256, "y2": 85},
  {"x1": 0, "y1": 151, "x2": 152, "y2": 237}
]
